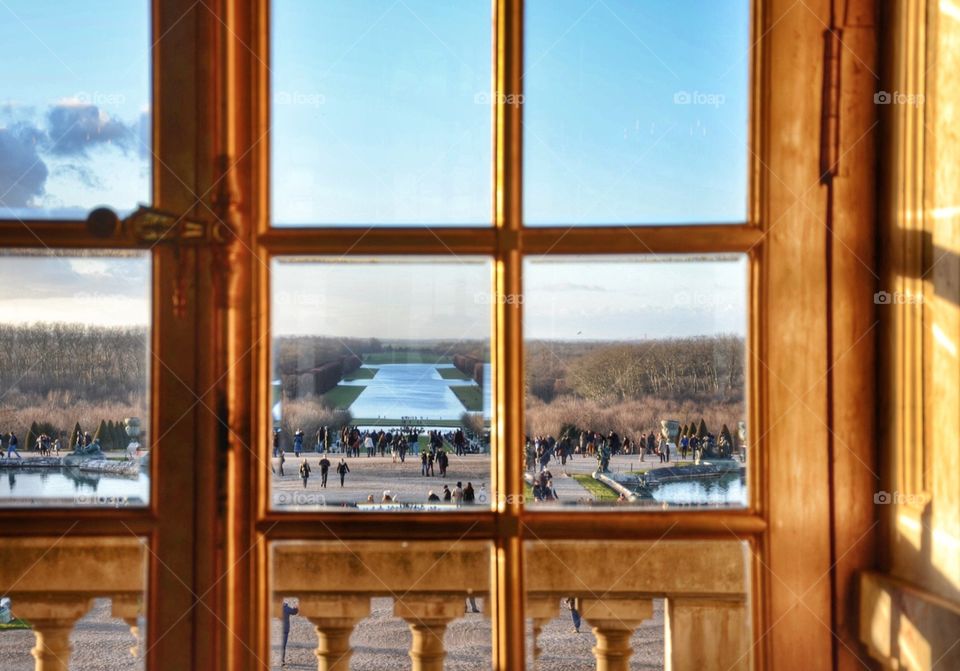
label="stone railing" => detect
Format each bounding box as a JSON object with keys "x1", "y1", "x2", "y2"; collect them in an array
[
  {"x1": 0, "y1": 537, "x2": 146, "y2": 671},
  {"x1": 272, "y1": 539, "x2": 752, "y2": 671}
]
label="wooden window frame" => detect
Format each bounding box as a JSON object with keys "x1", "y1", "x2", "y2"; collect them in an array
[{"x1": 0, "y1": 0, "x2": 880, "y2": 669}]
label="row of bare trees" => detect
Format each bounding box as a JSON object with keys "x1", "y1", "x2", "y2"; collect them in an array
[
  {"x1": 526, "y1": 336, "x2": 744, "y2": 403},
  {"x1": 0, "y1": 324, "x2": 147, "y2": 402}
]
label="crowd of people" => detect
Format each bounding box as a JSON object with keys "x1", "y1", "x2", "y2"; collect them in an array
[
  {"x1": 526, "y1": 426, "x2": 742, "y2": 474},
  {"x1": 0, "y1": 429, "x2": 107, "y2": 458},
  {"x1": 272, "y1": 425, "x2": 486, "y2": 505}
]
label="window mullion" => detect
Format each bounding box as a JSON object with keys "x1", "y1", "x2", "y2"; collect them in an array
[{"x1": 493, "y1": 0, "x2": 526, "y2": 669}]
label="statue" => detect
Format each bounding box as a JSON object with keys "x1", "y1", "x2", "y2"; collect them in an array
[
  {"x1": 72, "y1": 436, "x2": 103, "y2": 456},
  {"x1": 124, "y1": 417, "x2": 142, "y2": 460}
]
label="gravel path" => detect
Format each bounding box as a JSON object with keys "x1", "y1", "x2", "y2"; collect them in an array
[
  {"x1": 271, "y1": 451, "x2": 697, "y2": 509},
  {"x1": 0, "y1": 599, "x2": 143, "y2": 671}
]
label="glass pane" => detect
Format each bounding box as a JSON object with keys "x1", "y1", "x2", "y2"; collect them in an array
[
  {"x1": 524, "y1": 0, "x2": 750, "y2": 225},
  {"x1": 524, "y1": 539, "x2": 752, "y2": 669},
  {"x1": 270, "y1": 540, "x2": 492, "y2": 669},
  {"x1": 523, "y1": 255, "x2": 748, "y2": 509},
  {"x1": 0, "y1": 250, "x2": 151, "y2": 507},
  {"x1": 270, "y1": 257, "x2": 492, "y2": 510},
  {"x1": 271, "y1": 0, "x2": 491, "y2": 227},
  {"x1": 0, "y1": 536, "x2": 148, "y2": 670},
  {"x1": 0, "y1": 1, "x2": 151, "y2": 219}
]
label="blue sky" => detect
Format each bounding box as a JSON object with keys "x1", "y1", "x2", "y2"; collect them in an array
[
  {"x1": 271, "y1": 0, "x2": 749, "y2": 226},
  {"x1": 0, "y1": 0, "x2": 748, "y2": 223},
  {"x1": 0, "y1": 2, "x2": 749, "y2": 338},
  {"x1": 0, "y1": 0, "x2": 150, "y2": 219}
]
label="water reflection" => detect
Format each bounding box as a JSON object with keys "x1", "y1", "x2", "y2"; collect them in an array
[
  {"x1": 0, "y1": 467, "x2": 149, "y2": 504},
  {"x1": 649, "y1": 472, "x2": 746, "y2": 507}
]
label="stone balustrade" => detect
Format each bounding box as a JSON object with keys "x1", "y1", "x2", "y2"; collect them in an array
[
  {"x1": 273, "y1": 539, "x2": 753, "y2": 670},
  {"x1": 0, "y1": 537, "x2": 146, "y2": 671},
  {"x1": 0, "y1": 536, "x2": 749, "y2": 669}
]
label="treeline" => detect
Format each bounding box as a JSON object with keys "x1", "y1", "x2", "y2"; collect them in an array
[
  {"x1": 274, "y1": 336, "x2": 383, "y2": 376},
  {"x1": 0, "y1": 323, "x2": 147, "y2": 402},
  {"x1": 280, "y1": 354, "x2": 362, "y2": 398},
  {"x1": 0, "y1": 324, "x2": 148, "y2": 447},
  {"x1": 275, "y1": 336, "x2": 379, "y2": 398},
  {"x1": 452, "y1": 354, "x2": 484, "y2": 386},
  {"x1": 526, "y1": 336, "x2": 744, "y2": 403}
]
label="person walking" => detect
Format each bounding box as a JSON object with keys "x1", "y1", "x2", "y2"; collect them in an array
[
  {"x1": 293, "y1": 429, "x2": 303, "y2": 458},
  {"x1": 6, "y1": 433, "x2": 20, "y2": 459},
  {"x1": 337, "y1": 458, "x2": 350, "y2": 487},
  {"x1": 278, "y1": 449, "x2": 286, "y2": 476},
  {"x1": 280, "y1": 600, "x2": 299, "y2": 666},
  {"x1": 463, "y1": 482, "x2": 475, "y2": 504},
  {"x1": 453, "y1": 481, "x2": 464, "y2": 508},
  {"x1": 420, "y1": 450, "x2": 428, "y2": 476},
  {"x1": 299, "y1": 458, "x2": 311, "y2": 488},
  {"x1": 566, "y1": 597, "x2": 582, "y2": 633},
  {"x1": 272, "y1": 428, "x2": 281, "y2": 458},
  {"x1": 318, "y1": 455, "x2": 330, "y2": 488}
]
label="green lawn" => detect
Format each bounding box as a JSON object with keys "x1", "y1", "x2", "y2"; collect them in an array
[
  {"x1": 450, "y1": 385, "x2": 483, "y2": 411},
  {"x1": 321, "y1": 385, "x2": 366, "y2": 409},
  {"x1": 363, "y1": 351, "x2": 452, "y2": 364},
  {"x1": 572, "y1": 474, "x2": 620, "y2": 501},
  {"x1": 343, "y1": 367, "x2": 378, "y2": 380},
  {"x1": 437, "y1": 367, "x2": 471, "y2": 380},
  {"x1": 0, "y1": 619, "x2": 31, "y2": 631}
]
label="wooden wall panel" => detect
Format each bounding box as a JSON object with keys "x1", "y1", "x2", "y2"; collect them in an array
[{"x1": 761, "y1": 0, "x2": 835, "y2": 667}]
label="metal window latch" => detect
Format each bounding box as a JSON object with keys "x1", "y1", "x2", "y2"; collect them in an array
[{"x1": 85, "y1": 204, "x2": 232, "y2": 245}]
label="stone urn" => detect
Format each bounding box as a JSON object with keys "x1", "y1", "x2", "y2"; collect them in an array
[
  {"x1": 124, "y1": 417, "x2": 142, "y2": 460},
  {"x1": 660, "y1": 419, "x2": 680, "y2": 443}
]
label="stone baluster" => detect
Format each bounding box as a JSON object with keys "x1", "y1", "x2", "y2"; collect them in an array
[
  {"x1": 665, "y1": 597, "x2": 750, "y2": 671},
  {"x1": 14, "y1": 596, "x2": 92, "y2": 671},
  {"x1": 526, "y1": 596, "x2": 560, "y2": 663},
  {"x1": 298, "y1": 595, "x2": 370, "y2": 671},
  {"x1": 579, "y1": 597, "x2": 653, "y2": 671},
  {"x1": 111, "y1": 594, "x2": 143, "y2": 658},
  {"x1": 394, "y1": 595, "x2": 463, "y2": 671}
]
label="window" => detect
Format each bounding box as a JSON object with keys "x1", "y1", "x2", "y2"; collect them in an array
[
  {"x1": 258, "y1": 1, "x2": 759, "y2": 668},
  {"x1": 0, "y1": 0, "x2": 873, "y2": 669}
]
